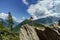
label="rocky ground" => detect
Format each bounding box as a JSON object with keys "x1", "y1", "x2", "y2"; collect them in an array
[{"x1": 19, "y1": 24, "x2": 60, "y2": 40}]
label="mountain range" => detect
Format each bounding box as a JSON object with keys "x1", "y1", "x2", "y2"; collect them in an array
[
  {"x1": 0, "y1": 18, "x2": 19, "y2": 28},
  {"x1": 35, "y1": 16, "x2": 60, "y2": 25},
  {"x1": 0, "y1": 16, "x2": 60, "y2": 31}
]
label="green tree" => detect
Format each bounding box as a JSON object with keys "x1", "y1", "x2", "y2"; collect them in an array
[{"x1": 7, "y1": 12, "x2": 14, "y2": 31}]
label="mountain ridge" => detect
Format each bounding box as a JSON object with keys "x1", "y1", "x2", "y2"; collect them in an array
[{"x1": 35, "y1": 16, "x2": 60, "y2": 25}]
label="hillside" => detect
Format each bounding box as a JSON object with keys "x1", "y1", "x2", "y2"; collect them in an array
[
  {"x1": 13, "y1": 19, "x2": 45, "y2": 33},
  {"x1": 0, "y1": 23, "x2": 19, "y2": 40}
]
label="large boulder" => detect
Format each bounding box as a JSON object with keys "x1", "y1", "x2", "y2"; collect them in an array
[{"x1": 20, "y1": 24, "x2": 39, "y2": 40}]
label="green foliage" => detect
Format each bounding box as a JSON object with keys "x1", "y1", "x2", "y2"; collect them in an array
[
  {"x1": 0, "y1": 32, "x2": 20, "y2": 40},
  {"x1": 0, "y1": 12, "x2": 20, "y2": 40},
  {"x1": 21, "y1": 19, "x2": 31, "y2": 25},
  {"x1": 0, "y1": 13, "x2": 19, "y2": 40},
  {"x1": 0, "y1": 23, "x2": 19, "y2": 40},
  {"x1": 0, "y1": 23, "x2": 7, "y2": 31},
  {"x1": 7, "y1": 12, "x2": 14, "y2": 31},
  {"x1": 31, "y1": 21, "x2": 45, "y2": 27}
]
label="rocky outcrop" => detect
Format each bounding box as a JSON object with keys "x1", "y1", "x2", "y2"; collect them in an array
[
  {"x1": 35, "y1": 27, "x2": 60, "y2": 40},
  {"x1": 20, "y1": 24, "x2": 39, "y2": 40},
  {"x1": 19, "y1": 24, "x2": 60, "y2": 40}
]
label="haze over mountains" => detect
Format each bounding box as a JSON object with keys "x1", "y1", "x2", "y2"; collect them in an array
[
  {"x1": 35, "y1": 16, "x2": 60, "y2": 25},
  {"x1": 0, "y1": 15, "x2": 60, "y2": 28}
]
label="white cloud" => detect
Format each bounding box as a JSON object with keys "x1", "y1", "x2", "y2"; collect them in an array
[
  {"x1": 22, "y1": 0, "x2": 29, "y2": 5},
  {"x1": 0, "y1": 13, "x2": 8, "y2": 19},
  {"x1": 16, "y1": 17, "x2": 26, "y2": 23},
  {"x1": 27, "y1": 0, "x2": 60, "y2": 20},
  {"x1": 0, "y1": 13, "x2": 25, "y2": 23}
]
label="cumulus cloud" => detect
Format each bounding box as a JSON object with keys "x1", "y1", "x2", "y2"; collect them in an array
[
  {"x1": 0, "y1": 13, "x2": 25, "y2": 23},
  {"x1": 27, "y1": 0, "x2": 60, "y2": 20},
  {"x1": 0, "y1": 13, "x2": 8, "y2": 19},
  {"x1": 22, "y1": 0, "x2": 29, "y2": 5}
]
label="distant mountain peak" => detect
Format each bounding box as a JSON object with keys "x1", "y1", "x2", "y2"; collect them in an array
[{"x1": 34, "y1": 16, "x2": 60, "y2": 25}]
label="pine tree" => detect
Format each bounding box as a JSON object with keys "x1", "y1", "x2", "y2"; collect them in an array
[{"x1": 7, "y1": 12, "x2": 14, "y2": 31}]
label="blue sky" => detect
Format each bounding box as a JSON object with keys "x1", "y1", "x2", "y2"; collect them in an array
[
  {"x1": 0, "y1": 0, "x2": 31, "y2": 19},
  {"x1": 0, "y1": 0, "x2": 60, "y2": 23}
]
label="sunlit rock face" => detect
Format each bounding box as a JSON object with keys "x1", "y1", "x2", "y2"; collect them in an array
[
  {"x1": 19, "y1": 23, "x2": 60, "y2": 40},
  {"x1": 19, "y1": 24, "x2": 39, "y2": 40}
]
